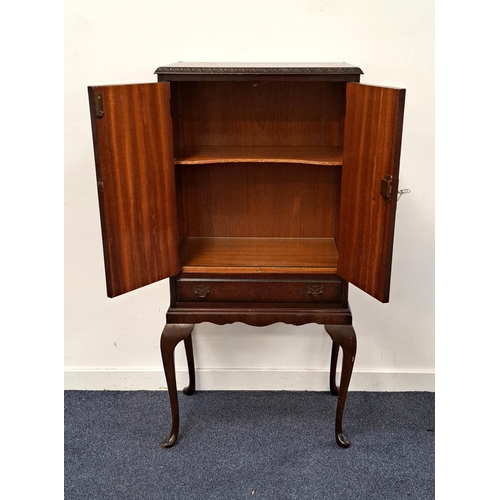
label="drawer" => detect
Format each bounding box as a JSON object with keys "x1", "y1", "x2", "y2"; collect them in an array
[{"x1": 174, "y1": 276, "x2": 343, "y2": 304}]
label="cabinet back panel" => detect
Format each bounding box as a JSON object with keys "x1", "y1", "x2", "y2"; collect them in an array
[
  {"x1": 172, "y1": 82, "x2": 344, "y2": 150},
  {"x1": 179, "y1": 163, "x2": 340, "y2": 238}
]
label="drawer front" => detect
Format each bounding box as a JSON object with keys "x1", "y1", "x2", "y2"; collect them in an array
[{"x1": 175, "y1": 277, "x2": 343, "y2": 304}]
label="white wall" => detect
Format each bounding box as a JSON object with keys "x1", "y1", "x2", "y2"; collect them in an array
[{"x1": 64, "y1": 0, "x2": 435, "y2": 391}]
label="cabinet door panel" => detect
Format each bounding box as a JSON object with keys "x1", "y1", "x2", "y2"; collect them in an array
[
  {"x1": 337, "y1": 83, "x2": 405, "y2": 302},
  {"x1": 88, "y1": 83, "x2": 180, "y2": 297}
]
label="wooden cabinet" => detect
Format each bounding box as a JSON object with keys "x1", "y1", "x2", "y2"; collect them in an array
[{"x1": 88, "y1": 63, "x2": 405, "y2": 448}]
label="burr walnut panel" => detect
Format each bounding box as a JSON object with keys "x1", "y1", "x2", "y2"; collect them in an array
[{"x1": 175, "y1": 275, "x2": 343, "y2": 304}]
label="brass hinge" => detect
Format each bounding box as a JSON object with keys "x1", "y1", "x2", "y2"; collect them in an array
[
  {"x1": 380, "y1": 174, "x2": 393, "y2": 202},
  {"x1": 95, "y1": 92, "x2": 104, "y2": 119}
]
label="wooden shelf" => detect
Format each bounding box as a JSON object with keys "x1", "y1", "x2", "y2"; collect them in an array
[
  {"x1": 180, "y1": 237, "x2": 338, "y2": 274},
  {"x1": 174, "y1": 146, "x2": 342, "y2": 166}
]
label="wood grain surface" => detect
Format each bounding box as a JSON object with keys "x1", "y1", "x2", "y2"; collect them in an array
[
  {"x1": 337, "y1": 83, "x2": 405, "y2": 302},
  {"x1": 171, "y1": 81, "x2": 344, "y2": 150},
  {"x1": 180, "y1": 237, "x2": 338, "y2": 274},
  {"x1": 177, "y1": 162, "x2": 341, "y2": 239},
  {"x1": 88, "y1": 83, "x2": 180, "y2": 297},
  {"x1": 174, "y1": 145, "x2": 342, "y2": 166}
]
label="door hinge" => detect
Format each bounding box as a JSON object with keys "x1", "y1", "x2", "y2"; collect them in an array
[
  {"x1": 95, "y1": 92, "x2": 104, "y2": 119},
  {"x1": 380, "y1": 174, "x2": 393, "y2": 202}
]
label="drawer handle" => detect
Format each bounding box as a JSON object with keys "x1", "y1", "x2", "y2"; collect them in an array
[
  {"x1": 306, "y1": 284, "x2": 324, "y2": 298},
  {"x1": 193, "y1": 284, "x2": 210, "y2": 298}
]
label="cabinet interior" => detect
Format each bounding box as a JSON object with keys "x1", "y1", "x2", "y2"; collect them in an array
[{"x1": 170, "y1": 81, "x2": 346, "y2": 274}]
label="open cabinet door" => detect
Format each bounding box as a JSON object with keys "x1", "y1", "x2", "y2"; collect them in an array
[
  {"x1": 337, "y1": 83, "x2": 405, "y2": 303},
  {"x1": 88, "y1": 83, "x2": 180, "y2": 297}
]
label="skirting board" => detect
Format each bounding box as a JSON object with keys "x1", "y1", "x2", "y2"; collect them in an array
[{"x1": 64, "y1": 369, "x2": 435, "y2": 392}]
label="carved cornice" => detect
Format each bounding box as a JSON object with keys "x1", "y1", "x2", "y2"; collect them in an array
[{"x1": 155, "y1": 65, "x2": 363, "y2": 75}]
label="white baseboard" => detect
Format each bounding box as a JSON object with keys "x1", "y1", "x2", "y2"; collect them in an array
[{"x1": 64, "y1": 368, "x2": 434, "y2": 392}]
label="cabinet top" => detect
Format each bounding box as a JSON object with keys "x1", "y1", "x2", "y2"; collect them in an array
[{"x1": 155, "y1": 62, "x2": 363, "y2": 75}]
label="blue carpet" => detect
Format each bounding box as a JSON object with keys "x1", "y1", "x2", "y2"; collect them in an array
[{"x1": 64, "y1": 391, "x2": 434, "y2": 499}]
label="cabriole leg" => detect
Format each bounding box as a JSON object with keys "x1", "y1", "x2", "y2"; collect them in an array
[
  {"x1": 183, "y1": 332, "x2": 196, "y2": 396},
  {"x1": 160, "y1": 323, "x2": 195, "y2": 448},
  {"x1": 324, "y1": 325, "x2": 357, "y2": 448}
]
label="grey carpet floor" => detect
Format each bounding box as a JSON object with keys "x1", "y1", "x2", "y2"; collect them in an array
[{"x1": 64, "y1": 391, "x2": 434, "y2": 499}]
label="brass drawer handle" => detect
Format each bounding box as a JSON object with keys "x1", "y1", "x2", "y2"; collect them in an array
[
  {"x1": 193, "y1": 284, "x2": 210, "y2": 298},
  {"x1": 306, "y1": 284, "x2": 324, "y2": 297}
]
